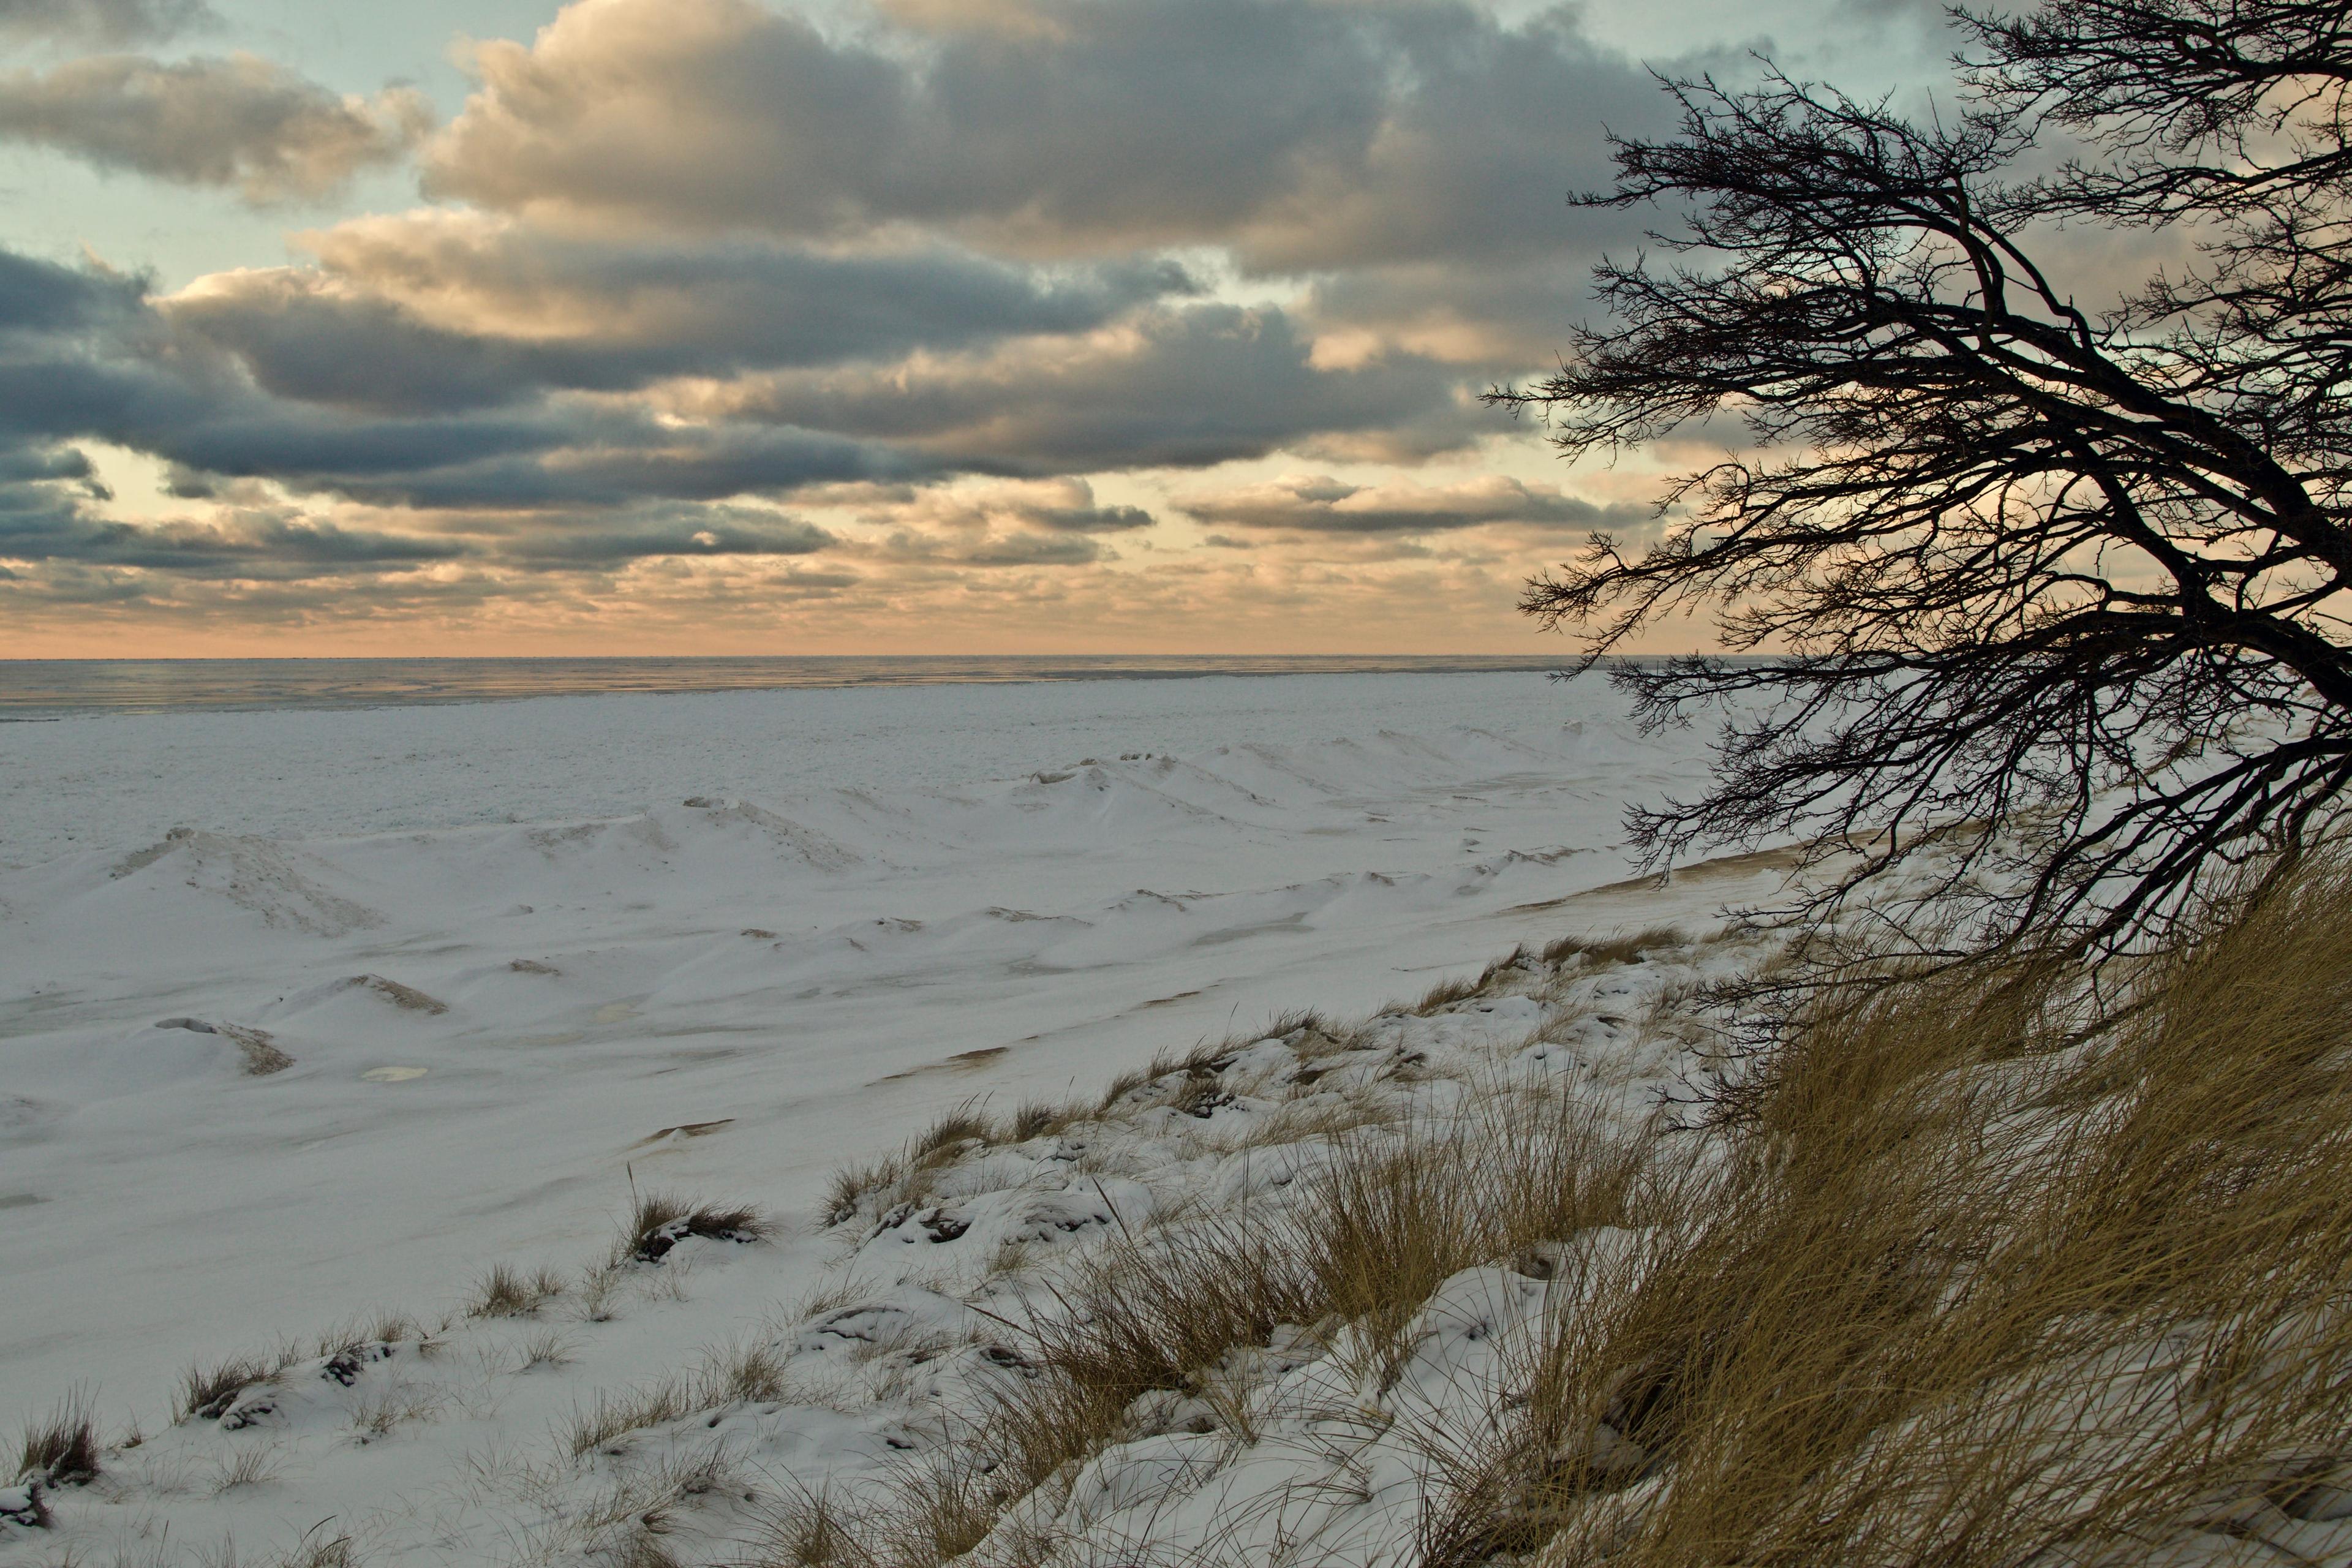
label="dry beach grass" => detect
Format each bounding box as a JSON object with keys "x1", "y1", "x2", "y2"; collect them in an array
[{"x1": 760, "y1": 860, "x2": 2352, "y2": 1567}]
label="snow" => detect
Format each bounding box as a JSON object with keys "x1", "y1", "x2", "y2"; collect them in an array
[
  {"x1": 0, "y1": 671, "x2": 1711, "y2": 1450},
  {"x1": 2, "y1": 931, "x2": 1779, "y2": 1568},
  {"x1": 5, "y1": 651, "x2": 2328, "y2": 1565}
]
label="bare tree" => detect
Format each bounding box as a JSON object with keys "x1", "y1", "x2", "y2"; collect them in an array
[{"x1": 1498, "y1": 0, "x2": 2352, "y2": 948}]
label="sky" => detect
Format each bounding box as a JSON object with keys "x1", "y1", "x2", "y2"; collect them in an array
[{"x1": 0, "y1": 0, "x2": 1958, "y2": 655}]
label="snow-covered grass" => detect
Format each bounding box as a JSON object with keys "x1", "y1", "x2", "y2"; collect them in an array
[
  {"x1": 15, "y1": 860, "x2": 2352, "y2": 1564},
  {"x1": 743, "y1": 861, "x2": 2352, "y2": 1568},
  {"x1": 0, "y1": 910, "x2": 1743, "y2": 1566}
]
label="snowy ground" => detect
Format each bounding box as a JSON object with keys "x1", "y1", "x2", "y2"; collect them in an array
[
  {"x1": 0, "y1": 671, "x2": 1730, "y2": 1447},
  {"x1": 2, "y1": 898, "x2": 1782, "y2": 1568}
]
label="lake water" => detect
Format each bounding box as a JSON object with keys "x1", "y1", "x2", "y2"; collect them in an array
[{"x1": 0, "y1": 655, "x2": 1572, "y2": 720}]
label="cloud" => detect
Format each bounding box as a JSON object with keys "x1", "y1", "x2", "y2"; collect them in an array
[
  {"x1": 1179, "y1": 473, "x2": 1642, "y2": 533},
  {"x1": 0, "y1": 0, "x2": 1699, "y2": 649},
  {"x1": 0, "y1": 54, "x2": 431, "y2": 205},
  {"x1": 0, "y1": 445, "x2": 857, "y2": 586},
  {"x1": 875, "y1": 527, "x2": 1106, "y2": 566},
  {"x1": 1300, "y1": 258, "x2": 1605, "y2": 369},
  {"x1": 461, "y1": 507, "x2": 837, "y2": 567},
  {"x1": 0, "y1": 245, "x2": 938, "y2": 512},
  {"x1": 0, "y1": 505, "x2": 465, "y2": 576},
  {"x1": 0, "y1": 0, "x2": 212, "y2": 46},
  {"x1": 166, "y1": 213, "x2": 1197, "y2": 413},
  {"x1": 1831, "y1": 0, "x2": 1962, "y2": 29},
  {"x1": 0, "y1": 239, "x2": 1486, "y2": 531},
  {"x1": 866, "y1": 477, "x2": 1153, "y2": 535},
  {"x1": 423, "y1": 0, "x2": 1662, "y2": 270},
  {"x1": 701, "y1": 304, "x2": 1484, "y2": 474},
  {"x1": 835, "y1": 478, "x2": 1151, "y2": 568}
]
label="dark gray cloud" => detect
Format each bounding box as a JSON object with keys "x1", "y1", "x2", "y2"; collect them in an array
[
  {"x1": 874, "y1": 527, "x2": 1106, "y2": 567},
  {"x1": 0, "y1": 247, "x2": 930, "y2": 512},
  {"x1": 425, "y1": 0, "x2": 1665, "y2": 271},
  {"x1": 0, "y1": 54, "x2": 429, "y2": 205},
  {"x1": 0, "y1": 248, "x2": 1182, "y2": 592},
  {"x1": 0, "y1": 0, "x2": 211, "y2": 45},
  {"x1": 170, "y1": 221, "x2": 1197, "y2": 413},
  {"x1": 165, "y1": 413, "x2": 924, "y2": 511},
  {"x1": 0, "y1": 507, "x2": 465, "y2": 576},
  {"x1": 1180, "y1": 473, "x2": 1643, "y2": 533},
  {"x1": 413, "y1": 506, "x2": 837, "y2": 568},
  {"x1": 0, "y1": 247, "x2": 1476, "y2": 535},
  {"x1": 0, "y1": 459, "x2": 846, "y2": 578},
  {"x1": 712, "y1": 303, "x2": 1485, "y2": 474},
  {"x1": 1023, "y1": 502, "x2": 1152, "y2": 533}
]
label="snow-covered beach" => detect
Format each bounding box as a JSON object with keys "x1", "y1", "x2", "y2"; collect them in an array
[
  {"x1": 10, "y1": 671, "x2": 2349, "y2": 1568},
  {"x1": 0, "y1": 671, "x2": 1720, "y2": 1438}
]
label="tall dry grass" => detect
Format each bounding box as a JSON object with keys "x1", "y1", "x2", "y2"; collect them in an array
[
  {"x1": 751, "y1": 860, "x2": 2352, "y2": 1566},
  {"x1": 1430, "y1": 853, "x2": 2352, "y2": 1567},
  {"x1": 763, "y1": 1080, "x2": 1653, "y2": 1567},
  {"x1": 15, "y1": 1390, "x2": 99, "y2": 1488}
]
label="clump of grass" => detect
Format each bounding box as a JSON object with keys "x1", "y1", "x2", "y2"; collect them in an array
[
  {"x1": 1093, "y1": 1061, "x2": 1160, "y2": 1112},
  {"x1": 569, "y1": 1446, "x2": 740, "y2": 1568},
  {"x1": 221, "y1": 1023, "x2": 294, "y2": 1076},
  {"x1": 515, "y1": 1328, "x2": 578, "y2": 1372},
  {"x1": 868, "y1": 1444, "x2": 1006, "y2": 1568},
  {"x1": 1090, "y1": 1037, "x2": 1259, "y2": 1122},
  {"x1": 909, "y1": 1101, "x2": 994, "y2": 1163},
  {"x1": 625, "y1": 1191, "x2": 769, "y2": 1262},
  {"x1": 210, "y1": 1442, "x2": 285, "y2": 1493},
  {"x1": 614, "y1": 1532, "x2": 683, "y2": 1568},
  {"x1": 1087, "y1": 1013, "x2": 1344, "y2": 1118},
  {"x1": 1303, "y1": 1090, "x2": 1648, "y2": 1384},
  {"x1": 827, "y1": 1096, "x2": 1061, "y2": 1228},
  {"x1": 1413, "y1": 946, "x2": 1548, "y2": 1014},
  {"x1": 565, "y1": 1379, "x2": 697, "y2": 1458},
  {"x1": 466, "y1": 1261, "x2": 570, "y2": 1318},
  {"x1": 265, "y1": 1524, "x2": 357, "y2": 1568},
  {"x1": 1006, "y1": 1097, "x2": 1087, "y2": 1144},
  {"x1": 561, "y1": 1337, "x2": 799, "y2": 1458},
  {"x1": 178, "y1": 1355, "x2": 272, "y2": 1423},
  {"x1": 824, "y1": 1156, "x2": 907, "y2": 1227},
  {"x1": 754, "y1": 1483, "x2": 876, "y2": 1567},
  {"x1": 1415, "y1": 973, "x2": 1485, "y2": 1012},
  {"x1": 575, "y1": 1261, "x2": 626, "y2": 1322},
  {"x1": 1542, "y1": 925, "x2": 1684, "y2": 968},
  {"x1": 17, "y1": 1392, "x2": 99, "y2": 1488},
  {"x1": 1261, "y1": 1006, "x2": 1336, "y2": 1040},
  {"x1": 350, "y1": 1382, "x2": 444, "y2": 1441},
  {"x1": 310, "y1": 1311, "x2": 432, "y2": 1362},
  {"x1": 703, "y1": 1335, "x2": 792, "y2": 1406}
]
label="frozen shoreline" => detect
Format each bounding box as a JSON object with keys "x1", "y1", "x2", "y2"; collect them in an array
[
  {"x1": 1, "y1": 670, "x2": 1604, "y2": 872},
  {"x1": 0, "y1": 673, "x2": 1713, "y2": 1437}
]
